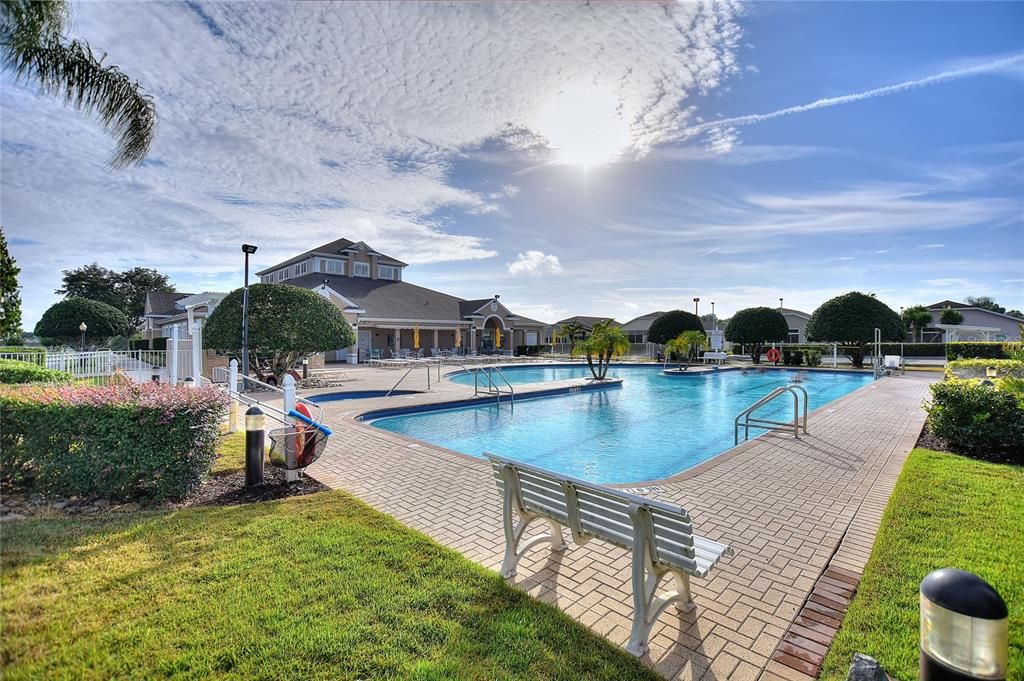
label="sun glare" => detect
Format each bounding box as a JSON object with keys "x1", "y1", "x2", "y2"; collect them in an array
[{"x1": 537, "y1": 84, "x2": 632, "y2": 168}]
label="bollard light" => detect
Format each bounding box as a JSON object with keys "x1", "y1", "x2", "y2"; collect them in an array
[
  {"x1": 244, "y1": 406, "x2": 265, "y2": 487},
  {"x1": 302, "y1": 357, "x2": 309, "y2": 380},
  {"x1": 920, "y1": 568, "x2": 1008, "y2": 681}
]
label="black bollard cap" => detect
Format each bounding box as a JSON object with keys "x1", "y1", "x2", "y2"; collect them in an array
[
  {"x1": 921, "y1": 568, "x2": 1008, "y2": 620},
  {"x1": 245, "y1": 406, "x2": 263, "y2": 416}
]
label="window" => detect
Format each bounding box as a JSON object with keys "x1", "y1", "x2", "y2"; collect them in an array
[
  {"x1": 379, "y1": 264, "x2": 399, "y2": 280},
  {"x1": 627, "y1": 332, "x2": 644, "y2": 344},
  {"x1": 353, "y1": 261, "x2": 370, "y2": 277},
  {"x1": 526, "y1": 331, "x2": 539, "y2": 345},
  {"x1": 324, "y1": 259, "x2": 344, "y2": 274},
  {"x1": 788, "y1": 329, "x2": 800, "y2": 343},
  {"x1": 292, "y1": 261, "x2": 308, "y2": 277}
]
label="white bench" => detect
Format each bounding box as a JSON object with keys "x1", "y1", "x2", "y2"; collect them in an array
[
  {"x1": 487, "y1": 454, "x2": 734, "y2": 656},
  {"x1": 703, "y1": 351, "x2": 728, "y2": 364}
]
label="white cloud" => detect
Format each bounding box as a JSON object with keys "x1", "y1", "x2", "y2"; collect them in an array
[
  {"x1": 917, "y1": 243, "x2": 945, "y2": 249},
  {"x1": 507, "y1": 250, "x2": 564, "y2": 276},
  {"x1": 828, "y1": 256, "x2": 854, "y2": 261}
]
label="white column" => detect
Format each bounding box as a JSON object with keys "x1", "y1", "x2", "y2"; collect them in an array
[
  {"x1": 393, "y1": 329, "x2": 401, "y2": 353},
  {"x1": 191, "y1": 321, "x2": 203, "y2": 384},
  {"x1": 168, "y1": 326, "x2": 179, "y2": 386},
  {"x1": 433, "y1": 328, "x2": 439, "y2": 351},
  {"x1": 282, "y1": 374, "x2": 299, "y2": 482},
  {"x1": 227, "y1": 359, "x2": 238, "y2": 433}
]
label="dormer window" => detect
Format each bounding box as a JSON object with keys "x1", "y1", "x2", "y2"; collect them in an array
[
  {"x1": 353, "y1": 262, "x2": 370, "y2": 277},
  {"x1": 292, "y1": 261, "x2": 308, "y2": 277},
  {"x1": 379, "y1": 265, "x2": 399, "y2": 280},
  {"x1": 324, "y1": 259, "x2": 344, "y2": 274}
]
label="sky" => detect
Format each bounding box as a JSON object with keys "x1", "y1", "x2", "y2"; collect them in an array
[{"x1": 2, "y1": 1, "x2": 1023, "y2": 328}]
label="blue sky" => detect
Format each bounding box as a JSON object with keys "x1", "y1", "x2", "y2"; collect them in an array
[{"x1": 2, "y1": 1, "x2": 1022, "y2": 327}]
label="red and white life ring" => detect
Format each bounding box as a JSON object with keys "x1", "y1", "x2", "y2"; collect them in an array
[
  {"x1": 766, "y1": 347, "x2": 782, "y2": 364},
  {"x1": 293, "y1": 403, "x2": 318, "y2": 468}
]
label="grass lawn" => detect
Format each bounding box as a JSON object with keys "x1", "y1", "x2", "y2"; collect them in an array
[
  {"x1": 211, "y1": 430, "x2": 247, "y2": 476},
  {"x1": 820, "y1": 448, "x2": 1024, "y2": 680},
  {"x1": 1, "y1": 490, "x2": 656, "y2": 680}
]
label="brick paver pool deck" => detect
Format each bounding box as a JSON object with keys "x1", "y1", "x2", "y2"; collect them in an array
[{"x1": 297, "y1": 363, "x2": 935, "y2": 680}]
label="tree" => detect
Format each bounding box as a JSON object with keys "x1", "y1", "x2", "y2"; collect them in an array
[
  {"x1": 806, "y1": 292, "x2": 903, "y2": 368},
  {"x1": 57, "y1": 263, "x2": 174, "y2": 327},
  {"x1": 1007, "y1": 309, "x2": 1024, "y2": 320},
  {"x1": 647, "y1": 310, "x2": 704, "y2": 345},
  {"x1": 724, "y1": 307, "x2": 789, "y2": 364},
  {"x1": 665, "y1": 330, "x2": 707, "y2": 366},
  {"x1": 900, "y1": 305, "x2": 934, "y2": 343},
  {"x1": 0, "y1": 227, "x2": 23, "y2": 344},
  {"x1": 571, "y1": 319, "x2": 629, "y2": 380},
  {"x1": 965, "y1": 296, "x2": 1006, "y2": 314},
  {"x1": 555, "y1": 320, "x2": 587, "y2": 352},
  {"x1": 939, "y1": 307, "x2": 963, "y2": 325},
  {"x1": 1, "y1": 0, "x2": 156, "y2": 167},
  {"x1": 203, "y1": 284, "x2": 356, "y2": 378},
  {"x1": 34, "y1": 296, "x2": 132, "y2": 347}
]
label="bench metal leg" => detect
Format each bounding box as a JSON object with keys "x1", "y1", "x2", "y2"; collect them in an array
[{"x1": 499, "y1": 513, "x2": 567, "y2": 578}]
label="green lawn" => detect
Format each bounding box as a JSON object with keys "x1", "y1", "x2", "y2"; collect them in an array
[
  {"x1": 820, "y1": 448, "x2": 1024, "y2": 680},
  {"x1": 211, "y1": 430, "x2": 247, "y2": 476},
  {"x1": 1, "y1": 490, "x2": 656, "y2": 681}
]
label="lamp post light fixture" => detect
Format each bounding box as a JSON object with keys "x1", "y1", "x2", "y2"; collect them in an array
[
  {"x1": 241, "y1": 243, "x2": 258, "y2": 378},
  {"x1": 79, "y1": 322, "x2": 87, "y2": 352},
  {"x1": 779, "y1": 297, "x2": 784, "y2": 311},
  {"x1": 920, "y1": 568, "x2": 1008, "y2": 681},
  {"x1": 711, "y1": 301, "x2": 716, "y2": 329},
  {"x1": 693, "y1": 297, "x2": 700, "y2": 317}
]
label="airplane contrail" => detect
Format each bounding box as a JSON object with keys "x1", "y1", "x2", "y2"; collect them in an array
[{"x1": 686, "y1": 53, "x2": 1024, "y2": 135}]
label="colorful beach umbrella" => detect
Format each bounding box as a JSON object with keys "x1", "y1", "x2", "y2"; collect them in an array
[
  {"x1": 413, "y1": 326, "x2": 420, "y2": 349},
  {"x1": 494, "y1": 327, "x2": 502, "y2": 348}
]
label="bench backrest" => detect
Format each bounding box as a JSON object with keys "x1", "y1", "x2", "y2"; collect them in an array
[
  {"x1": 487, "y1": 454, "x2": 699, "y2": 573},
  {"x1": 883, "y1": 355, "x2": 901, "y2": 368}
]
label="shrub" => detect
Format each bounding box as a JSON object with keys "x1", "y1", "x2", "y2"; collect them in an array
[
  {"x1": 782, "y1": 349, "x2": 804, "y2": 366},
  {"x1": 151, "y1": 337, "x2": 168, "y2": 351},
  {"x1": 0, "y1": 383, "x2": 229, "y2": 501},
  {"x1": 33, "y1": 297, "x2": 132, "y2": 347},
  {"x1": 515, "y1": 345, "x2": 548, "y2": 356},
  {"x1": 0, "y1": 346, "x2": 45, "y2": 365},
  {"x1": 945, "y1": 342, "x2": 1023, "y2": 361},
  {"x1": 946, "y1": 359, "x2": 1024, "y2": 380},
  {"x1": 129, "y1": 338, "x2": 151, "y2": 351},
  {"x1": 804, "y1": 348, "x2": 822, "y2": 367},
  {"x1": 724, "y1": 307, "x2": 789, "y2": 365},
  {"x1": 204, "y1": 284, "x2": 355, "y2": 378},
  {"x1": 647, "y1": 310, "x2": 704, "y2": 345},
  {"x1": 806, "y1": 292, "x2": 903, "y2": 368},
  {"x1": 926, "y1": 380, "x2": 1024, "y2": 459},
  {"x1": 0, "y1": 359, "x2": 72, "y2": 384}
]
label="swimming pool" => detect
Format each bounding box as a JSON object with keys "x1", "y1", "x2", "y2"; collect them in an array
[{"x1": 369, "y1": 366, "x2": 873, "y2": 484}]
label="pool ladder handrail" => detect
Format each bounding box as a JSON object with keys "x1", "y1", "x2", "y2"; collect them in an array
[
  {"x1": 385, "y1": 362, "x2": 433, "y2": 397},
  {"x1": 453, "y1": 363, "x2": 515, "y2": 408},
  {"x1": 734, "y1": 384, "x2": 808, "y2": 445}
]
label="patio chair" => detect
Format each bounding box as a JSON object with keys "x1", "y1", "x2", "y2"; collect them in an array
[{"x1": 883, "y1": 355, "x2": 904, "y2": 375}]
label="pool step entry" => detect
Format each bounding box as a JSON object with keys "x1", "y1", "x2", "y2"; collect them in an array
[
  {"x1": 456, "y1": 363, "x2": 515, "y2": 408},
  {"x1": 734, "y1": 384, "x2": 808, "y2": 444}
]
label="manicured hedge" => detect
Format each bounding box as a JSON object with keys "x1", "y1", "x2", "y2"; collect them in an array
[
  {"x1": 0, "y1": 359, "x2": 72, "y2": 384},
  {"x1": 879, "y1": 343, "x2": 946, "y2": 357},
  {"x1": 926, "y1": 379, "x2": 1024, "y2": 460},
  {"x1": 0, "y1": 347, "x2": 45, "y2": 365},
  {"x1": 129, "y1": 339, "x2": 150, "y2": 351},
  {"x1": 946, "y1": 359, "x2": 1024, "y2": 380},
  {"x1": 946, "y1": 342, "x2": 1024, "y2": 361},
  {"x1": 0, "y1": 383, "x2": 229, "y2": 501},
  {"x1": 516, "y1": 345, "x2": 550, "y2": 356},
  {"x1": 151, "y1": 337, "x2": 168, "y2": 351}
]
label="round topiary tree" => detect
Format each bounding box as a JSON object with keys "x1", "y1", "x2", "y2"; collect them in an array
[
  {"x1": 724, "y1": 307, "x2": 789, "y2": 364},
  {"x1": 806, "y1": 292, "x2": 903, "y2": 368},
  {"x1": 647, "y1": 310, "x2": 704, "y2": 345},
  {"x1": 204, "y1": 284, "x2": 356, "y2": 378},
  {"x1": 34, "y1": 296, "x2": 132, "y2": 348}
]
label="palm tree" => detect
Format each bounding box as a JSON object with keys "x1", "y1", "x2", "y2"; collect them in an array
[
  {"x1": 664, "y1": 330, "x2": 707, "y2": 367},
  {"x1": 1, "y1": 0, "x2": 156, "y2": 167},
  {"x1": 555, "y1": 320, "x2": 586, "y2": 353},
  {"x1": 572, "y1": 319, "x2": 629, "y2": 380},
  {"x1": 900, "y1": 305, "x2": 933, "y2": 343}
]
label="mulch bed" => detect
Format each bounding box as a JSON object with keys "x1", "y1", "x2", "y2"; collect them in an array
[{"x1": 915, "y1": 425, "x2": 1022, "y2": 465}]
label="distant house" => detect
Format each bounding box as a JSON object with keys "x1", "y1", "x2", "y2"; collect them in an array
[
  {"x1": 143, "y1": 291, "x2": 226, "y2": 339},
  {"x1": 922, "y1": 300, "x2": 1022, "y2": 342},
  {"x1": 780, "y1": 308, "x2": 812, "y2": 343},
  {"x1": 255, "y1": 238, "x2": 545, "y2": 361},
  {"x1": 620, "y1": 311, "x2": 665, "y2": 344}
]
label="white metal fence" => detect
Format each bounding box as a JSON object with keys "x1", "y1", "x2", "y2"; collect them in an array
[{"x1": 546, "y1": 342, "x2": 663, "y2": 358}]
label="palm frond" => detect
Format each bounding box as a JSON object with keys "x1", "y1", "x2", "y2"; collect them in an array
[{"x1": 1, "y1": 0, "x2": 155, "y2": 168}]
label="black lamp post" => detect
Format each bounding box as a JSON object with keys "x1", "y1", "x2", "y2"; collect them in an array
[
  {"x1": 241, "y1": 244, "x2": 258, "y2": 378},
  {"x1": 920, "y1": 568, "x2": 1008, "y2": 681},
  {"x1": 79, "y1": 321, "x2": 87, "y2": 352},
  {"x1": 693, "y1": 297, "x2": 700, "y2": 317}
]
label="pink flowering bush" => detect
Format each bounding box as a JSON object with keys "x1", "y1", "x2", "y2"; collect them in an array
[{"x1": 0, "y1": 382, "x2": 229, "y2": 501}]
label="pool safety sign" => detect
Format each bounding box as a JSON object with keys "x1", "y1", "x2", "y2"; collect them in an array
[{"x1": 709, "y1": 329, "x2": 724, "y2": 351}]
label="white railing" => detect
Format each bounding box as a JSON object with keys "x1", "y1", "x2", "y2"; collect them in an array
[{"x1": 0, "y1": 346, "x2": 200, "y2": 384}]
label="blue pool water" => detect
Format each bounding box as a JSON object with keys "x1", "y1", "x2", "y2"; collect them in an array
[{"x1": 370, "y1": 366, "x2": 873, "y2": 484}]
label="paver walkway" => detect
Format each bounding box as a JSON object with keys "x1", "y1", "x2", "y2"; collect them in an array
[{"x1": 300, "y1": 364, "x2": 935, "y2": 680}]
